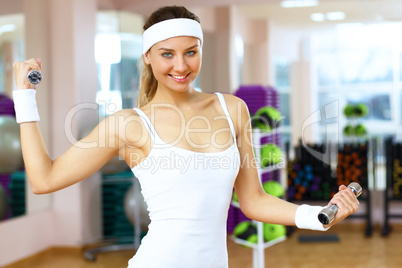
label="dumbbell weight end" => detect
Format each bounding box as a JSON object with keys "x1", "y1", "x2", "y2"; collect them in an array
[
  {"x1": 27, "y1": 70, "x2": 42, "y2": 85},
  {"x1": 318, "y1": 182, "x2": 362, "y2": 225}
]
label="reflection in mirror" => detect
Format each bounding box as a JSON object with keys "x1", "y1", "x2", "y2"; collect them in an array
[
  {"x1": 96, "y1": 11, "x2": 143, "y2": 118},
  {"x1": 94, "y1": 11, "x2": 144, "y2": 245},
  {"x1": 0, "y1": 14, "x2": 25, "y2": 222}
]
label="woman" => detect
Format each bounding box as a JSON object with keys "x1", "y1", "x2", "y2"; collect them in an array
[{"x1": 12, "y1": 6, "x2": 359, "y2": 268}]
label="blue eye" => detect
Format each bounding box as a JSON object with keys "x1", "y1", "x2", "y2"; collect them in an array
[
  {"x1": 162, "y1": 52, "x2": 172, "y2": 58},
  {"x1": 186, "y1": 51, "x2": 196, "y2": 56}
]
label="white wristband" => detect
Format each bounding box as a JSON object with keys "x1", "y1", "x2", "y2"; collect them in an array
[
  {"x1": 295, "y1": 204, "x2": 330, "y2": 231},
  {"x1": 12, "y1": 89, "x2": 40, "y2": 123}
]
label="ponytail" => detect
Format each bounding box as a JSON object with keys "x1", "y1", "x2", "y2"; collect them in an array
[{"x1": 136, "y1": 56, "x2": 157, "y2": 108}]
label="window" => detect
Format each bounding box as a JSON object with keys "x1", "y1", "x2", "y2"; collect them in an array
[
  {"x1": 95, "y1": 11, "x2": 144, "y2": 117},
  {"x1": 313, "y1": 22, "x2": 402, "y2": 135},
  {"x1": 275, "y1": 58, "x2": 291, "y2": 143},
  {"x1": 345, "y1": 93, "x2": 391, "y2": 121}
]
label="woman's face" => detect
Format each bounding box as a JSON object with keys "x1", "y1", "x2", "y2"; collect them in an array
[{"x1": 144, "y1": 36, "x2": 202, "y2": 93}]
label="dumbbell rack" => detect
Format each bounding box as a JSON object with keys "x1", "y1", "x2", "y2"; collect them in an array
[
  {"x1": 382, "y1": 136, "x2": 402, "y2": 236},
  {"x1": 231, "y1": 129, "x2": 286, "y2": 268},
  {"x1": 286, "y1": 140, "x2": 373, "y2": 236},
  {"x1": 338, "y1": 140, "x2": 373, "y2": 236}
]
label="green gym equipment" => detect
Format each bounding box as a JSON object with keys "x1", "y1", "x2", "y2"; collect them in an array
[
  {"x1": 263, "y1": 223, "x2": 286, "y2": 241},
  {"x1": 252, "y1": 106, "x2": 281, "y2": 132},
  {"x1": 260, "y1": 143, "x2": 283, "y2": 168},
  {"x1": 233, "y1": 221, "x2": 258, "y2": 246},
  {"x1": 343, "y1": 103, "x2": 369, "y2": 118}
]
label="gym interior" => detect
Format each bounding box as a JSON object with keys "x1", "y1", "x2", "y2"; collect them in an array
[{"x1": 1, "y1": 0, "x2": 402, "y2": 267}]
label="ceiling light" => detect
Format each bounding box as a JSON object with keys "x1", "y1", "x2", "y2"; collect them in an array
[
  {"x1": 326, "y1": 12, "x2": 346, "y2": 21},
  {"x1": 281, "y1": 0, "x2": 319, "y2": 8},
  {"x1": 310, "y1": 11, "x2": 346, "y2": 22},
  {"x1": 311, "y1": 13, "x2": 325, "y2": 22}
]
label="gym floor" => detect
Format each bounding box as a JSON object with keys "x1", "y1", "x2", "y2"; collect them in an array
[{"x1": 5, "y1": 224, "x2": 402, "y2": 268}]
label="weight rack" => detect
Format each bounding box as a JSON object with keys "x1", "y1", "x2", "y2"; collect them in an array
[
  {"x1": 382, "y1": 136, "x2": 402, "y2": 236},
  {"x1": 286, "y1": 140, "x2": 372, "y2": 236}
]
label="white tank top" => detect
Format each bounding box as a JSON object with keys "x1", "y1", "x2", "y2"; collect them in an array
[{"x1": 127, "y1": 93, "x2": 240, "y2": 268}]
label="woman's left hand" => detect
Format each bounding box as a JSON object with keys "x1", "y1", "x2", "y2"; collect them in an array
[{"x1": 325, "y1": 184, "x2": 360, "y2": 227}]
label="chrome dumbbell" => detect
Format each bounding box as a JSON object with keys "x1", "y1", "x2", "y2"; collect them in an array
[
  {"x1": 27, "y1": 70, "x2": 42, "y2": 85},
  {"x1": 318, "y1": 182, "x2": 362, "y2": 225}
]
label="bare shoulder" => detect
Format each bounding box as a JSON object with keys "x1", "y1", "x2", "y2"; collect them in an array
[
  {"x1": 110, "y1": 108, "x2": 139, "y2": 118},
  {"x1": 216, "y1": 93, "x2": 251, "y2": 136},
  {"x1": 108, "y1": 108, "x2": 149, "y2": 145},
  {"x1": 107, "y1": 108, "x2": 142, "y2": 129},
  {"x1": 218, "y1": 93, "x2": 249, "y2": 115}
]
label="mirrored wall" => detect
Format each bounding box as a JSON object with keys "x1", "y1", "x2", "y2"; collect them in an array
[
  {"x1": 0, "y1": 14, "x2": 25, "y2": 223},
  {"x1": 95, "y1": 11, "x2": 143, "y2": 118},
  {"x1": 0, "y1": 10, "x2": 145, "y2": 223}
]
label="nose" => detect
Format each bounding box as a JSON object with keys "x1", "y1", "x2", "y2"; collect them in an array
[{"x1": 173, "y1": 55, "x2": 187, "y2": 73}]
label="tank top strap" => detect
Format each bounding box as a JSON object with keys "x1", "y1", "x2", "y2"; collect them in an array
[
  {"x1": 133, "y1": 108, "x2": 161, "y2": 143},
  {"x1": 214, "y1": 92, "x2": 237, "y2": 143}
]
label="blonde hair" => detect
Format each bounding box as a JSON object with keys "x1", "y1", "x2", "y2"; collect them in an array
[
  {"x1": 136, "y1": 56, "x2": 158, "y2": 108},
  {"x1": 135, "y1": 6, "x2": 201, "y2": 108}
]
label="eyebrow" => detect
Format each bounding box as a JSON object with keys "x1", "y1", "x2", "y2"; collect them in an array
[{"x1": 158, "y1": 44, "x2": 199, "y2": 52}]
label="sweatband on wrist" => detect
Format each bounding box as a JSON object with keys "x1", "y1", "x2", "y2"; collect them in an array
[
  {"x1": 142, "y1": 18, "x2": 203, "y2": 54},
  {"x1": 295, "y1": 204, "x2": 330, "y2": 231},
  {"x1": 12, "y1": 89, "x2": 40, "y2": 123}
]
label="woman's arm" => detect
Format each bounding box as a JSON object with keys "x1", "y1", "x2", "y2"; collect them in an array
[
  {"x1": 13, "y1": 59, "x2": 140, "y2": 194},
  {"x1": 20, "y1": 115, "x2": 122, "y2": 194},
  {"x1": 226, "y1": 95, "x2": 359, "y2": 228}
]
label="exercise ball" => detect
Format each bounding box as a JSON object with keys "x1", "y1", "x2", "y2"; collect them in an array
[
  {"x1": 233, "y1": 221, "x2": 257, "y2": 246},
  {"x1": 343, "y1": 124, "x2": 354, "y2": 136},
  {"x1": 253, "y1": 106, "x2": 281, "y2": 132},
  {"x1": 260, "y1": 143, "x2": 282, "y2": 168},
  {"x1": 124, "y1": 183, "x2": 150, "y2": 231},
  {"x1": 354, "y1": 103, "x2": 368, "y2": 117},
  {"x1": 263, "y1": 223, "x2": 286, "y2": 241},
  {"x1": 262, "y1": 180, "x2": 285, "y2": 198},
  {"x1": 355, "y1": 124, "x2": 367, "y2": 136},
  {"x1": 343, "y1": 104, "x2": 355, "y2": 118},
  {"x1": 0, "y1": 116, "x2": 23, "y2": 173},
  {"x1": 100, "y1": 156, "x2": 129, "y2": 174},
  {"x1": 0, "y1": 185, "x2": 8, "y2": 220}
]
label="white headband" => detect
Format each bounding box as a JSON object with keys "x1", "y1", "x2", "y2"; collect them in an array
[{"x1": 142, "y1": 18, "x2": 203, "y2": 55}]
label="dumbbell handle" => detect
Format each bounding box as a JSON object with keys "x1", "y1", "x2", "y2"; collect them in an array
[{"x1": 318, "y1": 182, "x2": 362, "y2": 225}]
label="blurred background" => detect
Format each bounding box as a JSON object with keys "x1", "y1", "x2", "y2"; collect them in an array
[{"x1": 1, "y1": 0, "x2": 402, "y2": 267}]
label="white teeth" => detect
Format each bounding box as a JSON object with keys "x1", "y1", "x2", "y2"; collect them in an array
[{"x1": 172, "y1": 75, "x2": 186, "y2": 79}]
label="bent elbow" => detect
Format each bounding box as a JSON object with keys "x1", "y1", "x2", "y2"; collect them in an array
[
  {"x1": 29, "y1": 178, "x2": 53, "y2": 195},
  {"x1": 237, "y1": 191, "x2": 266, "y2": 221},
  {"x1": 31, "y1": 187, "x2": 48, "y2": 195},
  {"x1": 242, "y1": 209, "x2": 256, "y2": 221},
  {"x1": 238, "y1": 202, "x2": 255, "y2": 220}
]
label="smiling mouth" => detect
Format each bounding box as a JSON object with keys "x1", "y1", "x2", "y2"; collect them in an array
[{"x1": 169, "y1": 73, "x2": 190, "y2": 82}]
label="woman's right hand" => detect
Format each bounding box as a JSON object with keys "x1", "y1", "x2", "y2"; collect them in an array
[{"x1": 13, "y1": 58, "x2": 42, "y2": 89}]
